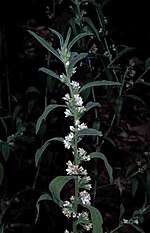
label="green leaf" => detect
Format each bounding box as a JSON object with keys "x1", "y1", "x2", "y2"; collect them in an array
[
  {"x1": 26, "y1": 86, "x2": 41, "y2": 95},
  {"x1": 77, "y1": 128, "x2": 102, "y2": 137},
  {"x1": 35, "y1": 193, "x2": 52, "y2": 223},
  {"x1": 36, "y1": 104, "x2": 66, "y2": 133},
  {"x1": 49, "y1": 176, "x2": 74, "y2": 206},
  {"x1": 129, "y1": 224, "x2": 145, "y2": 233},
  {"x1": 1, "y1": 141, "x2": 10, "y2": 161},
  {"x1": 85, "y1": 102, "x2": 101, "y2": 112},
  {"x1": 68, "y1": 53, "x2": 88, "y2": 75},
  {"x1": 63, "y1": 27, "x2": 72, "y2": 49},
  {"x1": 68, "y1": 31, "x2": 93, "y2": 51},
  {"x1": 0, "y1": 117, "x2": 7, "y2": 137},
  {"x1": 145, "y1": 57, "x2": 150, "y2": 70},
  {"x1": 49, "y1": 28, "x2": 64, "y2": 48},
  {"x1": 108, "y1": 46, "x2": 135, "y2": 66},
  {"x1": 82, "y1": 204, "x2": 103, "y2": 233},
  {"x1": 0, "y1": 163, "x2": 4, "y2": 186},
  {"x1": 39, "y1": 67, "x2": 61, "y2": 81},
  {"x1": 89, "y1": 151, "x2": 113, "y2": 183},
  {"x1": 125, "y1": 94, "x2": 147, "y2": 106},
  {"x1": 82, "y1": 17, "x2": 100, "y2": 41},
  {"x1": 35, "y1": 137, "x2": 64, "y2": 166},
  {"x1": 131, "y1": 177, "x2": 138, "y2": 197},
  {"x1": 79, "y1": 80, "x2": 121, "y2": 93},
  {"x1": 28, "y1": 30, "x2": 62, "y2": 62}
]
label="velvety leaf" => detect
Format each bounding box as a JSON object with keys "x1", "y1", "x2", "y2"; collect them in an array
[
  {"x1": 36, "y1": 104, "x2": 66, "y2": 133},
  {"x1": 68, "y1": 53, "x2": 88, "y2": 75},
  {"x1": 35, "y1": 193, "x2": 52, "y2": 223},
  {"x1": 77, "y1": 128, "x2": 102, "y2": 137},
  {"x1": 89, "y1": 151, "x2": 113, "y2": 183},
  {"x1": 85, "y1": 102, "x2": 101, "y2": 112},
  {"x1": 68, "y1": 31, "x2": 93, "y2": 51},
  {"x1": 49, "y1": 176, "x2": 74, "y2": 206},
  {"x1": 49, "y1": 28, "x2": 64, "y2": 48},
  {"x1": 35, "y1": 137, "x2": 64, "y2": 166},
  {"x1": 39, "y1": 67, "x2": 61, "y2": 81},
  {"x1": 1, "y1": 141, "x2": 10, "y2": 161},
  {"x1": 28, "y1": 30, "x2": 62, "y2": 61},
  {"x1": 79, "y1": 80, "x2": 121, "y2": 93}
]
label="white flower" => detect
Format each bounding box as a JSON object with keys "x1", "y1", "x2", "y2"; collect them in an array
[
  {"x1": 64, "y1": 230, "x2": 69, "y2": 233},
  {"x1": 65, "y1": 61, "x2": 70, "y2": 68},
  {"x1": 74, "y1": 94, "x2": 83, "y2": 106},
  {"x1": 77, "y1": 106, "x2": 86, "y2": 113},
  {"x1": 77, "y1": 122, "x2": 88, "y2": 131},
  {"x1": 70, "y1": 81, "x2": 80, "y2": 90},
  {"x1": 80, "y1": 190, "x2": 91, "y2": 205},
  {"x1": 64, "y1": 109, "x2": 72, "y2": 117},
  {"x1": 85, "y1": 223, "x2": 92, "y2": 231},
  {"x1": 75, "y1": 119, "x2": 80, "y2": 126},
  {"x1": 70, "y1": 125, "x2": 75, "y2": 132},
  {"x1": 63, "y1": 93, "x2": 71, "y2": 101},
  {"x1": 62, "y1": 201, "x2": 73, "y2": 218},
  {"x1": 123, "y1": 219, "x2": 128, "y2": 224},
  {"x1": 63, "y1": 132, "x2": 74, "y2": 149},
  {"x1": 133, "y1": 218, "x2": 138, "y2": 225},
  {"x1": 78, "y1": 148, "x2": 90, "y2": 161},
  {"x1": 66, "y1": 160, "x2": 78, "y2": 175}
]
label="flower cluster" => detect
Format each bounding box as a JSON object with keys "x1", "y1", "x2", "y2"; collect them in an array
[{"x1": 60, "y1": 57, "x2": 93, "y2": 231}]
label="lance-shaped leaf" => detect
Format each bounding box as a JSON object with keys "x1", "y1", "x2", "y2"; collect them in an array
[
  {"x1": 82, "y1": 204, "x2": 103, "y2": 233},
  {"x1": 68, "y1": 31, "x2": 93, "y2": 51},
  {"x1": 85, "y1": 102, "x2": 101, "y2": 112},
  {"x1": 39, "y1": 67, "x2": 61, "y2": 81},
  {"x1": 82, "y1": 17, "x2": 100, "y2": 41},
  {"x1": 35, "y1": 193, "x2": 52, "y2": 223},
  {"x1": 36, "y1": 104, "x2": 66, "y2": 133},
  {"x1": 1, "y1": 141, "x2": 10, "y2": 161},
  {"x1": 49, "y1": 176, "x2": 74, "y2": 206},
  {"x1": 0, "y1": 117, "x2": 7, "y2": 137},
  {"x1": 63, "y1": 27, "x2": 72, "y2": 50},
  {"x1": 49, "y1": 28, "x2": 64, "y2": 48},
  {"x1": 89, "y1": 151, "x2": 113, "y2": 183},
  {"x1": 77, "y1": 128, "x2": 102, "y2": 137},
  {"x1": 28, "y1": 30, "x2": 62, "y2": 62},
  {"x1": 35, "y1": 137, "x2": 64, "y2": 166},
  {"x1": 79, "y1": 80, "x2": 121, "y2": 93}
]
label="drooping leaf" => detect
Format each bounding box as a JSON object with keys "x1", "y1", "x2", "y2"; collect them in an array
[
  {"x1": 39, "y1": 67, "x2": 61, "y2": 81},
  {"x1": 28, "y1": 30, "x2": 62, "y2": 62},
  {"x1": 26, "y1": 86, "x2": 41, "y2": 95},
  {"x1": 49, "y1": 28, "x2": 64, "y2": 48},
  {"x1": 82, "y1": 17, "x2": 100, "y2": 41},
  {"x1": 82, "y1": 204, "x2": 103, "y2": 233},
  {"x1": 0, "y1": 163, "x2": 4, "y2": 185},
  {"x1": 68, "y1": 53, "x2": 88, "y2": 75},
  {"x1": 89, "y1": 151, "x2": 113, "y2": 183},
  {"x1": 49, "y1": 176, "x2": 74, "y2": 206},
  {"x1": 85, "y1": 102, "x2": 101, "y2": 112},
  {"x1": 1, "y1": 141, "x2": 10, "y2": 161},
  {"x1": 77, "y1": 128, "x2": 102, "y2": 138},
  {"x1": 0, "y1": 117, "x2": 7, "y2": 137},
  {"x1": 79, "y1": 80, "x2": 121, "y2": 93},
  {"x1": 36, "y1": 104, "x2": 66, "y2": 133},
  {"x1": 35, "y1": 193, "x2": 52, "y2": 223},
  {"x1": 68, "y1": 31, "x2": 93, "y2": 51},
  {"x1": 35, "y1": 137, "x2": 64, "y2": 166}
]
